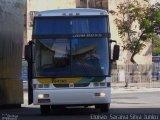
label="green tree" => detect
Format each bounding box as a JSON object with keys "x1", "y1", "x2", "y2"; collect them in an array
[{"x1": 110, "y1": 0, "x2": 160, "y2": 64}]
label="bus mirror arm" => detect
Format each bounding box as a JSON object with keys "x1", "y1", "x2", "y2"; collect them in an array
[
  {"x1": 24, "y1": 41, "x2": 35, "y2": 63},
  {"x1": 24, "y1": 45, "x2": 29, "y2": 61},
  {"x1": 110, "y1": 39, "x2": 117, "y2": 43}
]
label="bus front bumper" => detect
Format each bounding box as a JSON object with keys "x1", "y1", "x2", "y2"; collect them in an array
[{"x1": 33, "y1": 88, "x2": 111, "y2": 105}]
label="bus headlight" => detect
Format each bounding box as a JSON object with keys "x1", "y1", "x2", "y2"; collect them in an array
[
  {"x1": 94, "y1": 92, "x2": 106, "y2": 97},
  {"x1": 100, "y1": 92, "x2": 106, "y2": 97},
  {"x1": 38, "y1": 94, "x2": 49, "y2": 98},
  {"x1": 38, "y1": 94, "x2": 44, "y2": 99}
]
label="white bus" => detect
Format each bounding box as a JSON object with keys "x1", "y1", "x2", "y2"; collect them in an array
[{"x1": 25, "y1": 8, "x2": 119, "y2": 114}]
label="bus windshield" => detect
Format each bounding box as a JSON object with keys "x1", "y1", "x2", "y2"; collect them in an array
[
  {"x1": 35, "y1": 38, "x2": 109, "y2": 77},
  {"x1": 34, "y1": 16, "x2": 109, "y2": 77}
]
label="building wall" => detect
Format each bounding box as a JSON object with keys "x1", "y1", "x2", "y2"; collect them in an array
[
  {"x1": 76, "y1": 0, "x2": 108, "y2": 10},
  {"x1": 76, "y1": 0, "x2": 87, "y2": 8},
  {"x1": 25, "y1": 0, "x2": 76, "y2": 43}
]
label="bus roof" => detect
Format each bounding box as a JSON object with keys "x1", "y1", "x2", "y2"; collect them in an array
[{"x1": 37, "y1": 8, "x2": 108, "y2": 17}]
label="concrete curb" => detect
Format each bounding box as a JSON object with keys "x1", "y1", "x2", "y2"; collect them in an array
[{"x1": 112, "y1": 87, "x2": 160, "y2": 94}]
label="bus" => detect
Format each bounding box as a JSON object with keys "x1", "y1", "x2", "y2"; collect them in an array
[{"x1": 25, "y1": 8, "x2": 120, "y2": 114}]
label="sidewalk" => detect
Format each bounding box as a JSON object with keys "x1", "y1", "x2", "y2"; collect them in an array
[
  {"x1": 112, "y1": 87, "x2": 160, "y2": 94},
  {"x1": 112, "y1": 82, "x2": 160, "y2": 88}
]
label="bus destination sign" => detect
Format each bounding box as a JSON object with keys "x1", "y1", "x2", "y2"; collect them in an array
[{"x1": 72, "y1": 33, "x2": 107, "y2": 38}]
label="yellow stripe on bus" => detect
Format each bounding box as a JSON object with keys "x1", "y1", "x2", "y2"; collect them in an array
[{"x1": 37, "y1": 78, "x2": 81, "y2": 84}]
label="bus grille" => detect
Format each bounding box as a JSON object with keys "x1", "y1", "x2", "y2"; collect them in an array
[{"x1": 53, "y1": 83, "x2": 90, "y2": 88}]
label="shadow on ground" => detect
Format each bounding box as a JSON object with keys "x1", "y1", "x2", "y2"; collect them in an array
[{"x1": 0, "y1": 107, "x2": 160, "y2": 116}]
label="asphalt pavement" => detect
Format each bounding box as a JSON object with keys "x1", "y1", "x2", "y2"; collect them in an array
[{"x1": 0, "y1": 88, "x2": 160, "y2": 120}]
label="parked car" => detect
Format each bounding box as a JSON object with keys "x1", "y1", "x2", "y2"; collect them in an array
[{"x1": 152, "y1": 71, "x2": 160, "y2": 80}]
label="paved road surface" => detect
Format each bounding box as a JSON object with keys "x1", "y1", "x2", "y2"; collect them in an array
[{"x1": 0, "y1": 91, "x2": 160, "y2": 120}]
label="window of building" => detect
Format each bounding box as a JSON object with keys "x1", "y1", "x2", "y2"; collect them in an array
[{"x1": 29, "y1": 11, "x2": 38, "y2": 27}]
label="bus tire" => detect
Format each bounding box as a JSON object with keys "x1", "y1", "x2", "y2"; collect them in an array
[
  {"x1": 40, "y1": 105, "x2": 50, "y2": 115},
  {"x1": 95, "y1": 103, "x2": 110, "y2": 113}
]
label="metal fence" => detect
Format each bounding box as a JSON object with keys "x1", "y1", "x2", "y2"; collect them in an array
[{"x1": 111, "y1": 64, "x2": 160, "y2": 88}]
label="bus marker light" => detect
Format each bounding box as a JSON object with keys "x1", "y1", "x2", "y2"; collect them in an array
[
  {"x1": 44, "y1": 84, "x2": 50, "y2": 88},
  {"x1": 38, "y1": 84, "x2": 43, "y2": 88}
]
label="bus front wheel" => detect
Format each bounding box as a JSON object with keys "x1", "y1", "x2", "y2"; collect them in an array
[
  {"x1": 40, "y1": 105, "x2": 50, "y2": 115},
  {"x1": 95, "y1": 103, "x2": 110, "y2": 113}
]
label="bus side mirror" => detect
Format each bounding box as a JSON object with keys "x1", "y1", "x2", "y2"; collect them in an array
[
  {"x1": 24, "y1": 41, "x2": 35, "y2": 63},
  {"x1": 113, "y1": 45, "x2": 120, "y2": 61}
]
